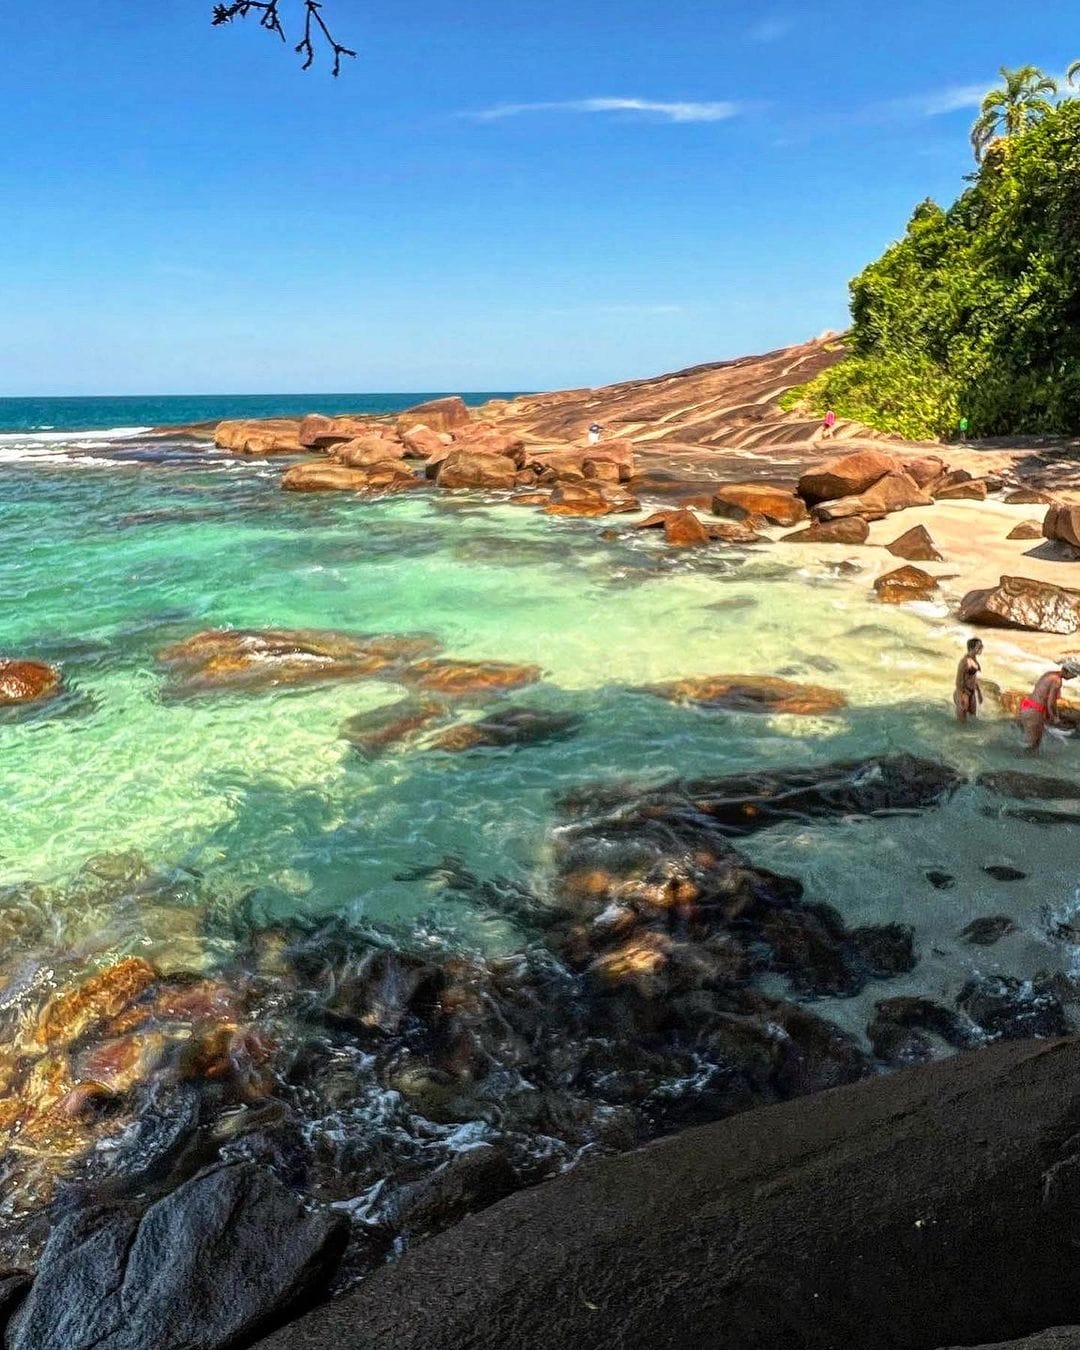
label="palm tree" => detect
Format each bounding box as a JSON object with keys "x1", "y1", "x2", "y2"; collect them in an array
[
  {"x1": 970, "y1": 65, "x2": 1059, "y2": 161},
  {"x1": 1068, "y1": 59, "x2": 1080, "y2": 87}
]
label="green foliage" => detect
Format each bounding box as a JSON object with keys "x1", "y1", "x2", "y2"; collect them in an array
[
  {"x1": 971, "y1": 65, "x2": 1058, "y2": 161},
  {"x1": 796, "y1": 95, "x2": 1080, "y2": 438}
]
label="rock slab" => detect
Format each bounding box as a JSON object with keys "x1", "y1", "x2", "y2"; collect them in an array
[{"x1": 958, "y1": 576, "x2": 1080, "y2": 634}]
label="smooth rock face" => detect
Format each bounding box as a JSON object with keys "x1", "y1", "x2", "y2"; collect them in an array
[
  {"x1": 811, "y1": 496, "x2": 885, "y2": 523},
  {"x1": 436, "y1": 451, "x2": 518, "y2": 491},
  {"x1": 797, "y1": 450, "x2": 896, "y2": 504},
  {"x1": 397, "y1": 396, "x2": 471, "y2": 434},
  {"x1": 332, "y1": 438, "x2": 407, "y2": 467},
  {"x1": 887, "y1": 525, "x2": 943, "y2": 561},
  {"x1": 0, "y1": 659, "x2": 61, "y2": 705},
  {"x1": 636, "y1": 509, "x2": 711, "y2": 547},
  {"x1": 298, "y1": 415, "x2": 376, "y2": 450},
  {"x1": 958, "y1": 576, "x2": 1080, "y2": 634},
  {"x1": 281, "y1": 462, "x2": 416, "y2": 493},
  {"x1": 859, "y1": 471, "x2": 933, "y2": 514},
  {"x1": 874, "y1": 566, "x2": 939, "y2": 604},
  {"x1": 782, "y1": 517, "x2": 870, "y2": 544},
  {"x1": 1005, "y1": 489, "x2": 1054, "y2": 506},
  {"x1": 544, "y1": 483, "x2": 639, "y2": 517},
  {"x1": 1044, "y1": 503, "x2": 1080, "y2": 549},
  {"x1": 935, "y1": 479, "x2": 988, "y2": 502},
  {"x1": 252, "y1": 1037, "x2": 1080, "y2": 1350},
  {"x1": 214, "y1": 419, "x2": 303, "y2": 455},
  {"x1": 711, "y1": 484, "x2": 807, "y2": 526},
  {"x1": 401, "y1": 658, "x2": 542, "y2": 699},
  {"x1": 902, "y1": 455, "x2": 946, "y2": 488},
  {"x1": 1008, "y1": 521, "x2": 1044, "y2": 541},
  {"x1": 644, "y1": 674, "x2": 847, "y2": 715},
  {"x1": 10, "y1": 1163, "x2": 347, "y2": 1350},
  {"x1": 401, "y1": 425, "x2": 446, "y2": 459}
]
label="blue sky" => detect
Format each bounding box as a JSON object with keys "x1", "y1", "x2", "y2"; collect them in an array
[{"x1": 0, "y1": 1, "x2": 1076, "y2": 394}]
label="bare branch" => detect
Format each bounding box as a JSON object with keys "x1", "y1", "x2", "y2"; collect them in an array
[{"x1": 212, "y1": 0, "x2": 356, "y2": 74}]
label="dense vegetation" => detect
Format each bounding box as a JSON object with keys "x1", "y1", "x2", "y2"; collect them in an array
[{"x1": 789, "y1": 68, "x2": 1080, "y2": 439}]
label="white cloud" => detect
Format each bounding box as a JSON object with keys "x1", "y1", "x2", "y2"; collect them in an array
[
  {"x1": 463, "y1": 97, "x2": 741, "y2": 124},
  {"x1": 920, "y1": 83, "x2": 991, "y2": 116},
  {"x1": 747, "y1": 16, "x2": 793, "y2": 43}
]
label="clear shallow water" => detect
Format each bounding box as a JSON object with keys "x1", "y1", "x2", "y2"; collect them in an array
[{"x1": 3, "y1": 440, "x2": 1080, "y2": 1033}]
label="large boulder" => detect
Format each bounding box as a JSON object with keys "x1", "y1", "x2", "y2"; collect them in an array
[
  {"x1": 859, "y1": 471, "x2": 933, "y2": 514},
  {"x1": 886, "y1": 525, "x2": 943, "y2": 561},
  {"x1": 935, "y1": 480, "x2": 988, "y2": 502},
  {"x1": 0, "y1": 659, "x2": 61, "y2": 705},
  {"x1": 401, "y1": 425, "x2": 447, "y2": 459},
  {"x1": 958, "y1": 576, "x2": 1080, "y2": 634},
  {"x1": 874, "y1": 566, "x2": 939, "y2": 604},
  {"x1": 1043, "y1": 504, "x2": 1080, "y2": 549},
  {"x1": 10, "y1": 1163, "x2": 347, "y2": 1350},
  {"x1": 635, "y1": 510, "x2": 711, "y2": 547},
  {"x1": 253, "y1": 1038, "x2": 1080, "y2": 1350},
  {"x1": 332, "y1": 437, "x2": 407, "y2": 468},
  {"x1": 282, "y1": 462, "x2": 416, "y2": 493},
  {"x1": 450, "y1": 428, "x2": 527, "y2": 468},
  {"x1": 214, "y1": 419, "x2": 304, "y2": 455},
  {"x1": 544, "y1": 483, "x2": 639, "y2": 517},
  {"x1": 397, "y1": 396, "x2": 471, "y2": 435},
  {"x1": 1008, "y1": 521, "x2": 1044, "y2": 541},
  {"x1": 436, "y1": 451, "x2": 518, "y2": 491},
  {"x1": 711, "y1": 484, "x2": 807, "y2": 527},
  {"x1": 298, "y1": 414, "x2": 377, "y2": 450},
  {"x1": 810, "y1": 496, "x2": 886, "y2": 523},
  {"x1": 902, "y1": 455, "x2": 946, "y2": 488},
  {"x1": 781, "y1": 517, "x2": 870, "y2": 545},
  {"x1": 797, "y1": 450, "x2": 896, "y2": 504}
]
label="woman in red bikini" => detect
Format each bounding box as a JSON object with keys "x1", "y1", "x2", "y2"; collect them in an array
[{"x1": 1019, "y1": 657, "x2": 1080, "y2": 752}]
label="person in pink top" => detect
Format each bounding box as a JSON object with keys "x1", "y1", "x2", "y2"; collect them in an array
[{"x1": 821, "y1": 409, "x2": 837, "y2": 439}]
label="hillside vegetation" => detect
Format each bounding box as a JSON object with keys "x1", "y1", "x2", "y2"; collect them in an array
[{"x1": 790, "y1": 78, "x2": 1080, "y2": 439}]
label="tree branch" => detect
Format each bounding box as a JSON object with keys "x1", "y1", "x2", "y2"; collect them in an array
[{"x1": 212, "y1": 1, "x2": 356, "y2": 75}]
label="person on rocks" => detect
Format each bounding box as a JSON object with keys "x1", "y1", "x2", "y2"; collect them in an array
[
  {"x1": 587, "y1": 422, "x2": 603, "y2": 446},
  {"x1": 954, "y1": 638, "x2": 984, "y2": 723},
  {"x1": 1019, "y1": 657, "x2": 1080, "y2": 753},
  {"x1": 821, "y1": 409, "x2": 837, "y2": 440}
]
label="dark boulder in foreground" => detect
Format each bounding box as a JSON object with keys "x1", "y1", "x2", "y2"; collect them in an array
[
  {"x1": 11, "y1": 1163, "x2": 347, "y2": 1350},
  {"x1": 252, "y1": 1037, "x2": 1080, "y2": 1350},
  {"x1": 959, "y1": 576, "x2": 1080, "y2": 634}
]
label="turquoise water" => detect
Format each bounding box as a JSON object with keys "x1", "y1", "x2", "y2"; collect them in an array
[{"x1": 3, "y1": 437, "x2": 1080, "y2": 1038}]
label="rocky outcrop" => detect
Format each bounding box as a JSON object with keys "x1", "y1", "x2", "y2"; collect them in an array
[
  {"x1": 0, "y1": 659, "x2": 61, "y2": 705},
  {"x1": 157, "y1": 628, "x2": 441, "y2": 695},
  {"x1": 711, "y1": 484, "x2": 807, "y2": 526},
  {"x1": 332, "y1": 438, "x2": 407, "y2": 468},
  {"x1": 544, "y1": 483, "x2": 640, "y2": 517},
  {"x1": 643, "y1": 674, "x2": 846, "y2": 715},
  {"x1": 401, "y1": 425, "x2": 447, "y2": 459},
  {"x1": 1043, "y1": 504, "x2": 1080, "y2": 549},
  {"x1": 874, "y1": 566, "x2": 939, "y2": 604},
  {"x1": 859, "y1": 471, "x2": 933, "y2": 514},
  {"x1": 436, "y1": 451, "x2": 518, "y2": 491},
  {"x1": 214, "y1": 419, "x2": 304, "y2": 455},
  {"x1": 635, "y1": 509, "x2": 711, "y2": 547},
  {"x1": 782, "y1": 517, "x2": 870, "y2": 545},
  {"x1": 397, "y1": 396, "x2": 471, "y2": 434},
  {"x1": 935, "y1": 479, "x2": 988, "y2": 502},
  {"x1": 797, "y1": 450, "x2": 897, "y2": 504},
  {"x1": 958, "y1": 576, "x2": 1080, "y2": 634},
  {"x1": 281, "y1": 462, "x2": 418, "y2": 493},
  {"x1": 253, "y1": 1036, "x2": 1080, "y2": 1350},
  {"x1": 886, "y1": 525, "x2": 943, "y2": 561},
  {"x1": 299, "y1": 414, "x2": 376, "y2": 450},
  {"x1": 430, "y1": 707, "x2": 582, "y2": 752},
  {"x1": 11, "y1": 1163, "x2": 347, "y2": 1350}
]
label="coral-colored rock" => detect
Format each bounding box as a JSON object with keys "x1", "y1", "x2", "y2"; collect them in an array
[
  {"x1": 636, "y1": 509, "x2": 711, "y2": 547},
  {"x1": 798, "y1": 451, "x2": 896, "y2": 504},
  {"x1": 886, "y1": 525, "x2": 943, "y2": 562},
  {"x1": 298, "y1": 415, "x2": 378, "y2": 450},
  {"x1": 281, "y1": 462, "x2": 417, "y2": 493},
  {"x1": 545, "y1": 483, "x2": 639, "y2": 517},
  {"x1": 1043, "y1": 503, "x2": 1080, "y2": 549},
  {"x1": 959, "y1": 576, "x2": 1080, "y2": 633},
  {"x1": 645, "y1": 674, "x2": 846, "y2": 715},
  {"x1": 859, "y1": 472, "x2": 933, "y2": 514},
  {"x1": 902, "y1": 456, "x2": 946, "y2": 488},
  {"x1": 450, "y1": 428, "x2": 527, "y2": 468},
  {"x1": 436, "y1": 451, "x2": 518, "y2": 490},
  {"x1": 0, "y1": 659, "x2": 61, "y2": 705},
  {"x1": 810, "y1": 497, "x2": 885, "y2": 523},
  {"x1": 31, "y1": 957, "x2": 158, "y2": 1053},
  {"x1": 874, "y1": 566, "x2": 939, "y2": 604},
  {"x1": 402, "y1": 425, "x2": 446, "y2": 459},
  {"x1": 782, "y1": 517, "x2": 870, "y2": 545},
  {"x1": 214, "y1": 419, "x2": 304, "y2": 455},
  {"x1": 402, "y1": 658, "x2": 542, "y2": 699},
  {"x1": 332, "y1": 438, "x2": 407, "y2": 468},
  {"x1": 1008, "y1": 520, "x2": 1044, "y2": 541},
  {"x1": 934, "y1": 480, "x2": 987, "y2": 502},
  {"x1": 398, "y1": 396, "x2": 471, "y2": 434},
  {"x1": 711, "y1": 484, "x2": 807, "y2": 526}
]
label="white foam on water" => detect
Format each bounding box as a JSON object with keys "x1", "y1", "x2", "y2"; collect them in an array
[{"x1": 0, "y1": 426, "x2": 151, "y2": 445}]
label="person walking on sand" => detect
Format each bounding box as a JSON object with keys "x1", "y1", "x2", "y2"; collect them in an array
[
  {"x1": 821, "y1": 409, "x2": 837, "y2": 440},
  {"x1": 954, "y1": 637, "x2": 984, "y2": 722},
  {"x1": 1018, "y1": 656, "x2": 1080, "y2": 753},
  {"x1": 587, "y1": 422, "x2": 603, "y2": 446}
]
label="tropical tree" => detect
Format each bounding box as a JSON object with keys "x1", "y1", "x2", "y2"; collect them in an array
[
  {"x1": 970, "y1": 65, "x2": 1059, "y2": 161},
  {"x1": 1068, "y1": 59, "x2": 1080, "y2": 88}
]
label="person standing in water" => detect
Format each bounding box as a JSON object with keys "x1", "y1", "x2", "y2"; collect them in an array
[
  {"x1": 954, "y1": 638, "x2": 984, "y2": 722},
  {"x1": 1018, "y1": 657, "x2": 1080, "y2": 753}
]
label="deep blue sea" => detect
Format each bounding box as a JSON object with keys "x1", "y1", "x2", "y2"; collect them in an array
[{"x1": 0, "y1": 392, "x2": 519, "y2": 435}]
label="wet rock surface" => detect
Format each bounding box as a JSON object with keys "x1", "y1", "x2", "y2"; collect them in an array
[
  {"x1": 642, "y1": 673, "x2": 847, "y2": 715},
  {"x1": 0, "y1": 660, "x2": 62, "y2": 706},
  {"x1": 782, "y1": 517, "x2": 870, "y2": 545},
  {"x1": 874, "y1": 565, "x2": 939, "y2": 604}
]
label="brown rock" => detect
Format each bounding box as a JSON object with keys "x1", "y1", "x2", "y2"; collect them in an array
[
  {"x1": 401, "y1": 425, "x2": 446, "y2": 459},
  {"x1": 401, "y1": 658, "x2": 542, "y2": 699},
  {"x1": 30, "y1": 957, "x2": 158, "y2": 1053},
  {"x1": 436, "y1": 451, "x2": 518, "y2": 491},
  {"x1": 874, "y1": 566, "x2": 939, "y2": 604},
  {"x1": 645, "y1": 674, "x2": 846, "y2": 716},
  {"x1": 509, "y1": 493, "x2": 551, "y2": 507},
  {"x1": 636, "y1": 510, "x2": 711, "y2": 547},
  {"x1": 704, "y1": 521, "x2": 765, "y2": 544},
  {"x1": 711, "y1": 484, "x2": 808, "y2": 527},
  {"x1": 528, "y1": 449, "x2": 588, "y2": 481},
  {"x1": 859, "y1": 472, "x2": 933, "y2": 514},
  {"x1": 782, "y1": 517, "x2": 870, "y2": 545},
  {"x1": 333, "y1": 438, "x2": 407, "y2": 468},
  {"x1": 281, "y1": 462, "x2": 416, "y2": 493},
  {"x1": 340, "y1": 700, "x2": 447, "y2": 757},
  {"x1": 158, "y1": 628, "x2": 441, "y2": 695},
  {"x1": 1004, "y1": 489, "x2": 1053, "y2": 506},
  {"x1": 902, "y1": 456, "x2": 946, "y2": 488},
  {"x1": 214, "y1": 419, "x2": 304, "y2": 455},
  {"x1": 958, "y1": 576, "x2": 1080, "y2": 634},
  {"x1": 1043, "y1": 503, "x2": 1080, "y2": 549},
  {"x1": 0, "y1": 659, "x2": 61, "y2": 705},
  {"x1": 1008, "y1": 521, "x2": 1044, "y2": 541},
  {"x1": 797, "y1": 451, "x2": 896, "y2": 504},
  {"x1": 545, "y1": 483, "x2": 640, "y2": 517},
  {"x1": 811, "y1": 497, "x2": 886, "y2": 523},
  {"x1": 934, "y1": 480, "x2": 987, "y2": 502},
  {"x1": 298, "y1": 414, "x2": 377, "y2": 450},
  {"x1": 583, "y1": 460, "x2": 621, "y2": 483},
  {"x1": 886, "y1": 525, "x2": 943, "y2": 562},
  {"x1": 398, "y1": 396, "x2": 471, "y2": 434},
  {"x1": 927, "y1": 468, "x2": 973, "y2": 493},
  {"x1": 583, "y1": 439, "x2": 635, "y2": 479},
  {"x1": 451, "y1": 428, "x2": 527, "y2": 468}
]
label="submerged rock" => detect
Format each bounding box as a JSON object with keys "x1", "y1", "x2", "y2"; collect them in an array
[
  {"x1": 430, "y1": 707, "x2": 582, "y2": 752},
  {"x1": 9, "y1": 1163, "x2": 347, "y2": 1350},
  {"x1": 544, "y1": 482, "x2": 640, "y2": 518},
  {"x1": 873, "y1": 565, "x2": 939, "y2": 604},
  {"x1": 643, "y1": 673, "x2": 846, "y2": 716},
  {"x1": 958, "y1": 576, "x2": 1080, "y2": 634},
  {"x1": 340, "y1": 700, "x2": 448, "y2": 757},
  {"x1": 961, "y1": 916, "x2": 1017, "y2": 946},
  {"x1": 976, "y1": 771, "x2": 1080, "y2": 801},
  {"x1": 401, "y1": 658, "x2": 542, "y2": 700},
  {"x1": 957, "y1": 974, "x2": 1067, "y2": 1040},
  {"x1": 0, "y1": 660, "x2": 61, "y2": 706},
  {"x1": 157, "y1": 628, "x2": 440, "y2": 696},
  {"x1": 984, "y1": 865, "x2": 1026, "y2": 882}
]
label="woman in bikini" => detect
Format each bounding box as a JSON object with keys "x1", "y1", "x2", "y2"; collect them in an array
[
  {"x1": 1019, "y1": 657, "x2": 1080, "y2": 753},
  {"x1": 954, "y1": 638, "x2": 983, "y2": 722}
]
